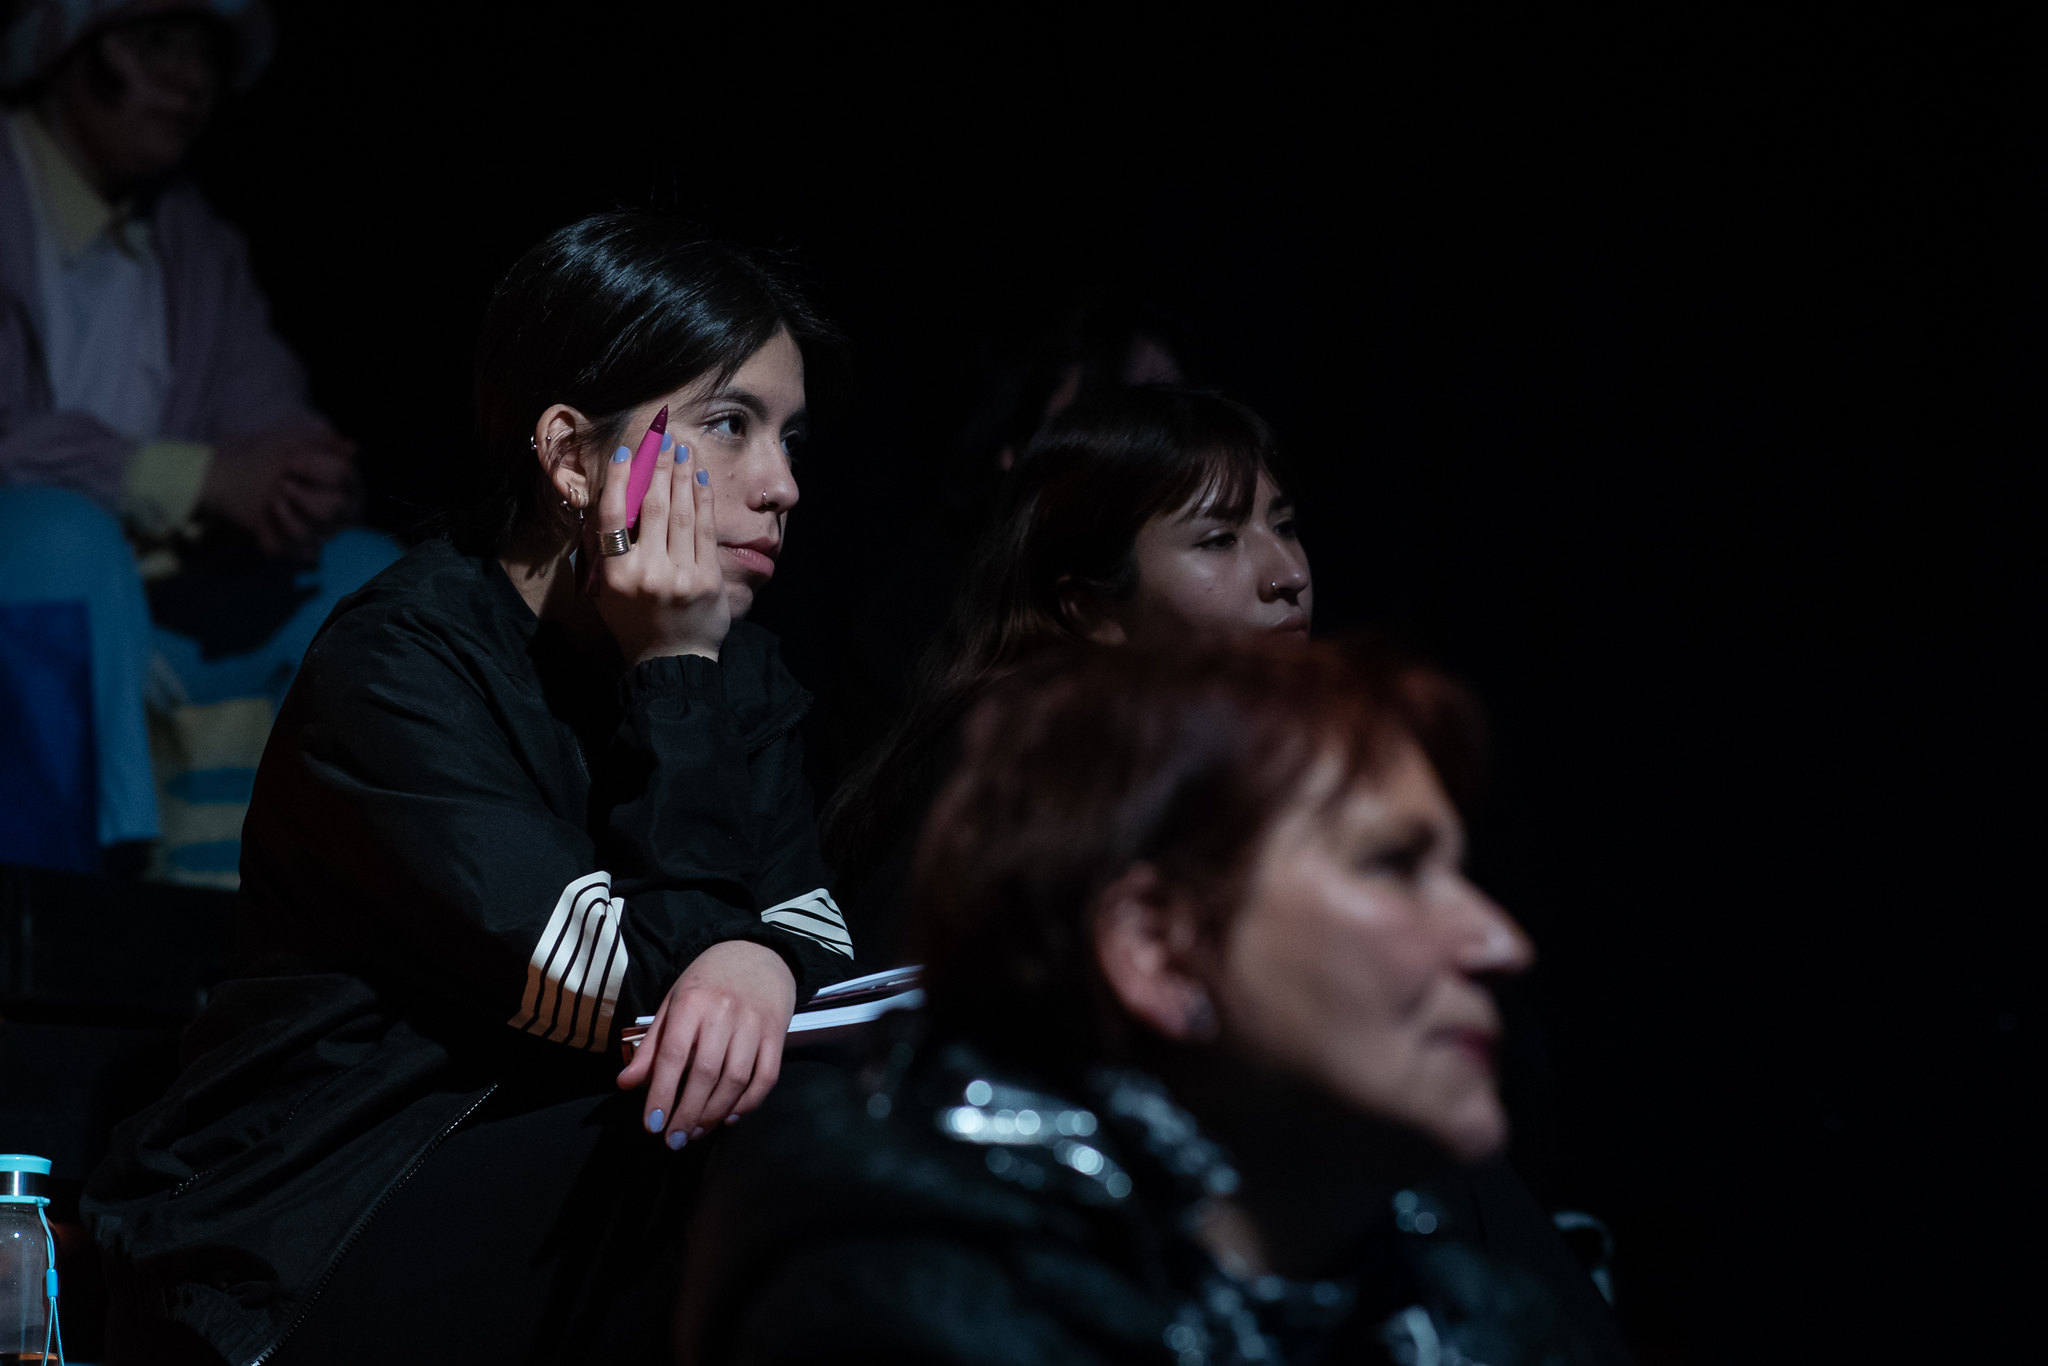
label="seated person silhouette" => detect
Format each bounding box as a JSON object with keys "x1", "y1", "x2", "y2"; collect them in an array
[{"x1": 0, "y1": 0, "x2": 396, "y2": 882}]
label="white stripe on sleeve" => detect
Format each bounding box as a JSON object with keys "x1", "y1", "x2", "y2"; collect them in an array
[
  {"x1": 761, "y1": 888, "x2": 854, "y2": 958},
  {"x1": 508, "y1": 870, "x2": 631, "y2": 1052}
]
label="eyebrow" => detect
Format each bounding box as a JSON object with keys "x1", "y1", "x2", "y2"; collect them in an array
[
  {"x1": 1268, "y1": 494, "x2": 1295, "y2": 515},
  {"x1": 707, "y1": 386, "x2": 769, "y2": 419}
]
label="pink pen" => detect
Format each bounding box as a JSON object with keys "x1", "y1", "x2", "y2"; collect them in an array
[{"x1": 622, "y1": 406, "x2": 670, "y2": 531}]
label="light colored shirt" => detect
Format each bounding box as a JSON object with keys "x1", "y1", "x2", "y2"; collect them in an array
[{"x1": 4, "y1": 110, "x2": 208, "y2": 535}]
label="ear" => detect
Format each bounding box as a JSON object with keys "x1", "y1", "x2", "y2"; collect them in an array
[
  {"x1": 1057, "y1": 575, "x2": 1129, "y2": 646},
  {"x1": 533, "y1": 404, "x2": 598, "y2": 513},
  {"x1": 1093, "y1": 863, "x2": 1217, "y2": 1042}
]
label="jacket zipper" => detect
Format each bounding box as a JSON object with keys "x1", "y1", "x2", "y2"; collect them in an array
[
  {"x1": 742, "y1": 691, "x2": 811, "y2": 756},
  {"x1": 244, "y1": 1083, "x2": 499, "y2": 1366}
]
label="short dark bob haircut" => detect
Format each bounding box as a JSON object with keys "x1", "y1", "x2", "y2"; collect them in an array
[
  {"x1": 910, "y1": 636, "x2": 1483, "y2": 1075},
  {"x1": 824, "y1": 385, "x2": 1283, "y2": 875},
  {"x1": 961, "y1": 384, "x2": 1283, "y2": 681},
  {"x1": 454, "y1": 212, "x2": 835, "y2": 555}
]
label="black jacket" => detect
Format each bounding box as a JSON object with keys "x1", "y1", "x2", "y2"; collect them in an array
[
  {"x1": 84, "y1": 540, "x2": 855, "y2": 1365},
  {"x1": 679, "y1": 1027, "x2": 1598, "y2": 1366}
]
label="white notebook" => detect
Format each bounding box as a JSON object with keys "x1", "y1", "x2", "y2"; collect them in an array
[{"x1": 619, "y1": 965, "x2": 924, "y2": 1047}]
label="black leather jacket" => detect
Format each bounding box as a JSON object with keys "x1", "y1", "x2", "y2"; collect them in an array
[
  {"x1": 84, "y1": 539, "x2": 855, "y2": 1365},
  {"x1": 680, "y1": 1024, "x2": 1601, "y2": 1366}
]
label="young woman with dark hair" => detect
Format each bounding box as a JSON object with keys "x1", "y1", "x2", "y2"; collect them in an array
[
  {"x1": 84, "y1": 213, "x2": 856, "y2": 1365},
  {"x1": 681, "y1": 640, "x2": 1597, "y2": 1365},
  {"x1": 826, "y1": 383, "x2": 1312, "y2": 964}
]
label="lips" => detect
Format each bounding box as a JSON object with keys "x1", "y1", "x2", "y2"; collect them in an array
[
  {"x1": 719, "y1": 538, "x2": 779, "y2": 579},
  {"x1": 1442, "y1": 1028, "x2": 1499, "y2": 1072}
]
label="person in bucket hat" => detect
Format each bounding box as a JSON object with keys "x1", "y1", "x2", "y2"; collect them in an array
[
  {"x1": 1, "y1": 0, "x2": 273, "y2": 96},
  {"x1": 0, "y1": 0, "x2": 395, "y2": 885}
]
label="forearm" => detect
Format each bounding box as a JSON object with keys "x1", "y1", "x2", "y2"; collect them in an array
[
  {"x1": 0, "y1": 415, "x2": 213, "y2": 538},
  {"x1": 598, "y1": 654, "x2": 851, "y2": 999},
  {"x1": 0, "y1": 408, "x2": 133, "y2": 510}
]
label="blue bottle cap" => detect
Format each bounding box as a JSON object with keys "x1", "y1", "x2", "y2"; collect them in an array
[{"x1": 0, "y1": 1154, "x2": 52, "y2": 1204}]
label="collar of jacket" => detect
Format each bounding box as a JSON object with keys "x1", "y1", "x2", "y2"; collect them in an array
[{"x1": 911, "y1": 1037, "x2": 1364, "y2": 1365}]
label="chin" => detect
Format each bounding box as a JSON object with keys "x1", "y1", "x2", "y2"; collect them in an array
[
  {"x1": 1430, "y1": 1095, "x2": 1510, "y2": 1164},
  {"x1": 724, "y1": 580, "x2": 757, "y2": 621},
  {"x1": 131, "y1": 133, "x2": 194, "y2": 181}
]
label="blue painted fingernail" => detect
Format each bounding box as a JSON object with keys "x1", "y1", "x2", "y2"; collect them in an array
[
  {"x1": 689, "y1": 1126, "x2": 706, "y2": 1140},
  {"x1": 612, "y1": 445, "x2": 632, "y2": 464},
  {"x1": 695, "y1": 468, "x2": 709, "y2": 485},
  {"x1": 659, "y1": 433, "x2": 674, "y2": 454},
  {"x1": 724, "y1": 1113, "x2": 742, "y2": 1126},
  {"x1": 646, "y1": 1109, "x2": 664, "y2": 1132},
  {"x1": 677, "y1": 444, "x2": 690, "y2": 463},
  {"x1": 666, "y1": 1129, "x2": 688, "y2": 1150}
]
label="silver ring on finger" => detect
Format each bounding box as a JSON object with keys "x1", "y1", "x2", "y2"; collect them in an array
[{"x1": 598, "y1": 527, "x2": 633, "y2": 557}]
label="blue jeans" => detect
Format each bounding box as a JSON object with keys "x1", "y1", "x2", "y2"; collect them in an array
[{"x1": 0, "y1": 486, "x2": 399, "y2": 870}]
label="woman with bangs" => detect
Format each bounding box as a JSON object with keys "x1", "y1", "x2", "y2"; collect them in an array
[{"x1": 826, "y1": 384, "x2": 1311, "y2": 968}]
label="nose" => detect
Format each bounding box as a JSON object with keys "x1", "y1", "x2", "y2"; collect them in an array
[
  {"x1": 747, "y1": 439, "x2": 800, "y2": 516},
  {"x1": 1255, "y1": 535, "x2": 1311, "y2": 608},
  {"x1": 1449, "y1": 879, "x2": 1535, "y2": 979}
]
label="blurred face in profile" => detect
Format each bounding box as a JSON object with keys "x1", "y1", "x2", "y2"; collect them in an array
[
  {"x1": 1093, "y1": 469, "x2": 1312, "y2": 645},
  {"x1": 1211, "y1": 740, "x2": 1533, "y2": 1162},
  {"x1": 43, "y1": 15, "x2": 226, "y2": 194}
]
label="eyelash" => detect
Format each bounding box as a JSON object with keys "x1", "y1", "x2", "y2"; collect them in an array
[
  {"x1": 1361, "y1": 843, "x2": 1430, "y2": 878},
  {"x1": 703, "y1": 411, "x2": 748, "y2": 442},
  {"x1": 701, "y1": 411, "x2": 805, "y2": 467},
  {"x1": 1197, "y1": 514, "x2": 1301, "y2": 550}
]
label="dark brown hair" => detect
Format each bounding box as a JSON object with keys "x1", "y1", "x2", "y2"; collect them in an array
[
  {"x1": 910, "y1": 635, "x2": 1483, "y2": 1074},
  {"x1": 455, "y1": 213, "x2": 836, "y2": 555},
  {"x1": 823, "y1": 385, "x2": 1283, "y2": 883}
]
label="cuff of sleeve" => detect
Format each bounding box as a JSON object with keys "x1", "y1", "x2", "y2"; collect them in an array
[
  {"x1": 122, "y1": 439, "x2": 211, "y2": 537},
  {"x1": 618, "y1": 651, "x2": 726, "y2": 707}
]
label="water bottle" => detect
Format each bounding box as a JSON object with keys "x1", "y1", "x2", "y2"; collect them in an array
[{"x1": 0, "y1": 1154, "x2": 61, "y2": 1365}]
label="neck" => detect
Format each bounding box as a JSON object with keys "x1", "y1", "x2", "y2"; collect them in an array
[
  {"x1": 1156, "y1": 1050, "x2": 1448, "y2": 1281},
  {"x1": 498, "y1": 533, "x2": 610, "y2": 649}
]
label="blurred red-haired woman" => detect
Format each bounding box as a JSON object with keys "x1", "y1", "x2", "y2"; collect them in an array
[{"x1": 681, "y1": 640, "x2": 1603, "y2": 1366}]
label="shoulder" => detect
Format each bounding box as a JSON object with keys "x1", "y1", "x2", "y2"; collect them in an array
[
  {"x1": 683, "y1": 1049, "x2": 1174, "y2": 1364},
  {"x1": 700, "y1": 1058, "x2": 1033, "y2": 1236},
  {"x1": 296, "y1": 539, "x2": 528, "y2": 701}
]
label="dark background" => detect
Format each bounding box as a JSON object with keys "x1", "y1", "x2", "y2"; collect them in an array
[{"x1": 182, "y1": 5, "x2": 2037, "y2": 1361}]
